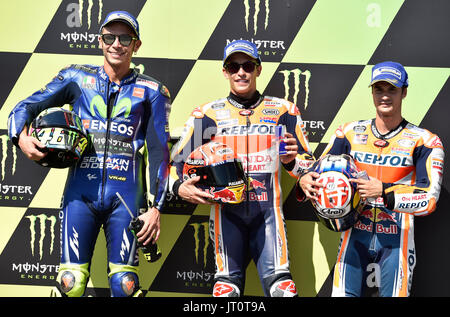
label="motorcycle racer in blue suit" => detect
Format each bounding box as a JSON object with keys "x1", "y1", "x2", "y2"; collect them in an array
[{"x1": 7, "y1": 11, "x2": 171, "y2": 297}]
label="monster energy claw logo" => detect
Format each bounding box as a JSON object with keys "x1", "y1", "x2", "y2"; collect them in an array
[
  {"x1": 176, "y1": 221, "x2": 214, "y2": 287},
  {"x1": 78, "y1": 0, "x2": 103, "y2": 29},
  {"x1": 279, "y1": 69, "x2": 311, "y2": 109},
  {"x1": 0, "y1": 135, "x2": 16, "y2": 181},
  {"x1": 244, "y1": 0, "x2": 270, "y2": 35},
  {"x1": 25, "y1": 214, "x2": 57, "y2": 260},
  {"x1": 190, "y1": 222, "x2": 210, "y2": 267},
  {"x1": 66, "y1": 0, "x2": 103, "y2": 30}
]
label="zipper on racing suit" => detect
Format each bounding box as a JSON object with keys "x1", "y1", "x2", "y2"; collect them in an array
[
  {"x1": 368, "y1": 119, "x2": 406, "y2": 248},
  {"x1": 369, "y1": 142, "x2": 385, "y2": 251},
  {"x1": 245, "y1": 115, "x2": 251, "y2": 215},
  {"x1": 227, "y1": 92, "x2": 263, "y2": 215},
  {"x1": 100, "y1": 84, "x2": 119, "y2": 207}
]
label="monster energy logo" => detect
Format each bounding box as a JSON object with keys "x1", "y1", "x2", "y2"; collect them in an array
[
  {"x1": 244, "y1": 0, "x2": 270, "y2": 35},
  {"x1": 78, "y1": 0, "x2": 103, "y2": 29},
  {"x1": 63, "y1": 0, "x2": 103, "y2": 47},
  {"x1": 0, "y1": 135, "x2": 16, "y2": 181},
  {"x1": 25, "y1": 214, "x2": 57, "y2": 260},
  {"x1": 190, "y1": 222, "x2": 210, "y2": 267},
  {"x1": 279, "y1": 69, "x2": 311, "y2": 109},
  {"x1": 90, "y1": 95, "x2": 132, "y2": 119},
  {"x1": 227, "y1": 0, "x2": 284, "y2": 58},
  {"x1": 66, "y1": 0, "x2": 103, "y2": 30},
  {"x1": 176, "y1": 221, "x2": 213, "y2": 286}
]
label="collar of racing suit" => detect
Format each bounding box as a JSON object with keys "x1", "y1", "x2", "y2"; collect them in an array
[
  {"x1": 98, "y1": 66, "x2": 139, "y2": 86},
  {"x1": 227, "y1": 90, "x2": 264, "y2": 109},
  {"x1": 371, "y1": 118, "x2": 408, "y2": 140}
]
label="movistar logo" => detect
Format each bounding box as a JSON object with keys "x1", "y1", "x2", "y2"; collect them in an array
[{"x1": 90, "y1": 95, "x2": 132, "y2": 119}]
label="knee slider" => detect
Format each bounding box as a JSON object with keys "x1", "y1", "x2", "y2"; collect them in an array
[
  {"x1": 109, "y1": 271, "x2": 141, "y2": 297},
  {"x1": 213, "y1": 280, "x2": 241, "y2": 297},
  {"x1": 56, "y1": 264, "x2": 89, "y2": 297},
  {"x1": 269, "y1": 278, "x2": 298, "y2": 297}
]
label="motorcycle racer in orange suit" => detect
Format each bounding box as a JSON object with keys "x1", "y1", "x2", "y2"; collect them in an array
[
  {"x1": 170, "y1": 40, "x2": 314, "y2": 297},
  {"x1": 299, "y1": 61, "x2": 444, "y2": 296}
]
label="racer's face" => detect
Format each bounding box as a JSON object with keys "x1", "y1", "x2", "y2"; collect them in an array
[
  {"x1": 99, "y1": 22, "x2": 141, "y2": 68},
  {"x1": 372, "y1": 81, "x2": 407, "y2": 119},
  {"x1": 223, "y1": 53, "x2": 261, "y2": 99}
]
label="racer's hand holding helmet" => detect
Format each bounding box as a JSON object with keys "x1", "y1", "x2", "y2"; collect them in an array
[
  {"x1": 28, "y1": 107, "x2": 89, "y2": 168},
  {"x1": 308, "y1": 154, "x2": 366, "y2": 232},
  {"x1": 183, "y1": 141, "x2": 247, "y2": 204}
]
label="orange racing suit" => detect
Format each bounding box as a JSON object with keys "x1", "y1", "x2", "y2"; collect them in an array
[
  {"x1": 322, "y1": 118, "x2": 444, "y2": 296},
  {"x1": 170, "y1": 92, "x2": 314, "y2": 296}
]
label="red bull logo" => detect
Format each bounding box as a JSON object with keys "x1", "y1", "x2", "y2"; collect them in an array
[
  {"x1": 375, "y1": 223, "x2": 398, "y2": 234},
  {"x1": 359, "y1": 209, "x2": 397, "y2": 223},
  {"x1": 209, "y1": 185, "x2": 244, "y2": 204},
  {"x1": 355, "y1": 209, "x2": 398, "y2": 234},
  {"x1": 376, "y1": 211, "x2": 397, "y2": 223},
  {"x1": 211, "y1": 187, "x2": 237, "y2": 203},
  {"x1": 249, "y1": 178, "x2": 266, "y2": 190},
  {"x1": 359, "y1": 209, "x2": 374, "y2": 221}
]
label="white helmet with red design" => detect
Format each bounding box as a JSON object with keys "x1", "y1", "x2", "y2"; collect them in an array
[
  {"x1": 183, "y1": 141, "x2": 247, "y2": 204},
  {"x1": 310, "y1": 154, "x2": 365, "y2": 231}
]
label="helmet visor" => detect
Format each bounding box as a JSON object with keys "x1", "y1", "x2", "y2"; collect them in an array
[
  {"x1": 34, "y1": 108, "x2": 86, "y2": 136},
  {"x1": 196, "y1": 160, "x2": 246, "y2": 186}
]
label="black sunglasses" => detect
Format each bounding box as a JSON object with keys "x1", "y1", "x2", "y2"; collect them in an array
[
  {"x1": 225, "y1": 61, "x2": 259, "y2": 74},
  {"x1": 101, "y1": 33, "x2": 138, "y2": 47}
]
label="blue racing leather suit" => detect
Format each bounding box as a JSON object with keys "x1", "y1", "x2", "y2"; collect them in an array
[{"x1": 7, "y1": 64, "x2": 171, "y2": 296}]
